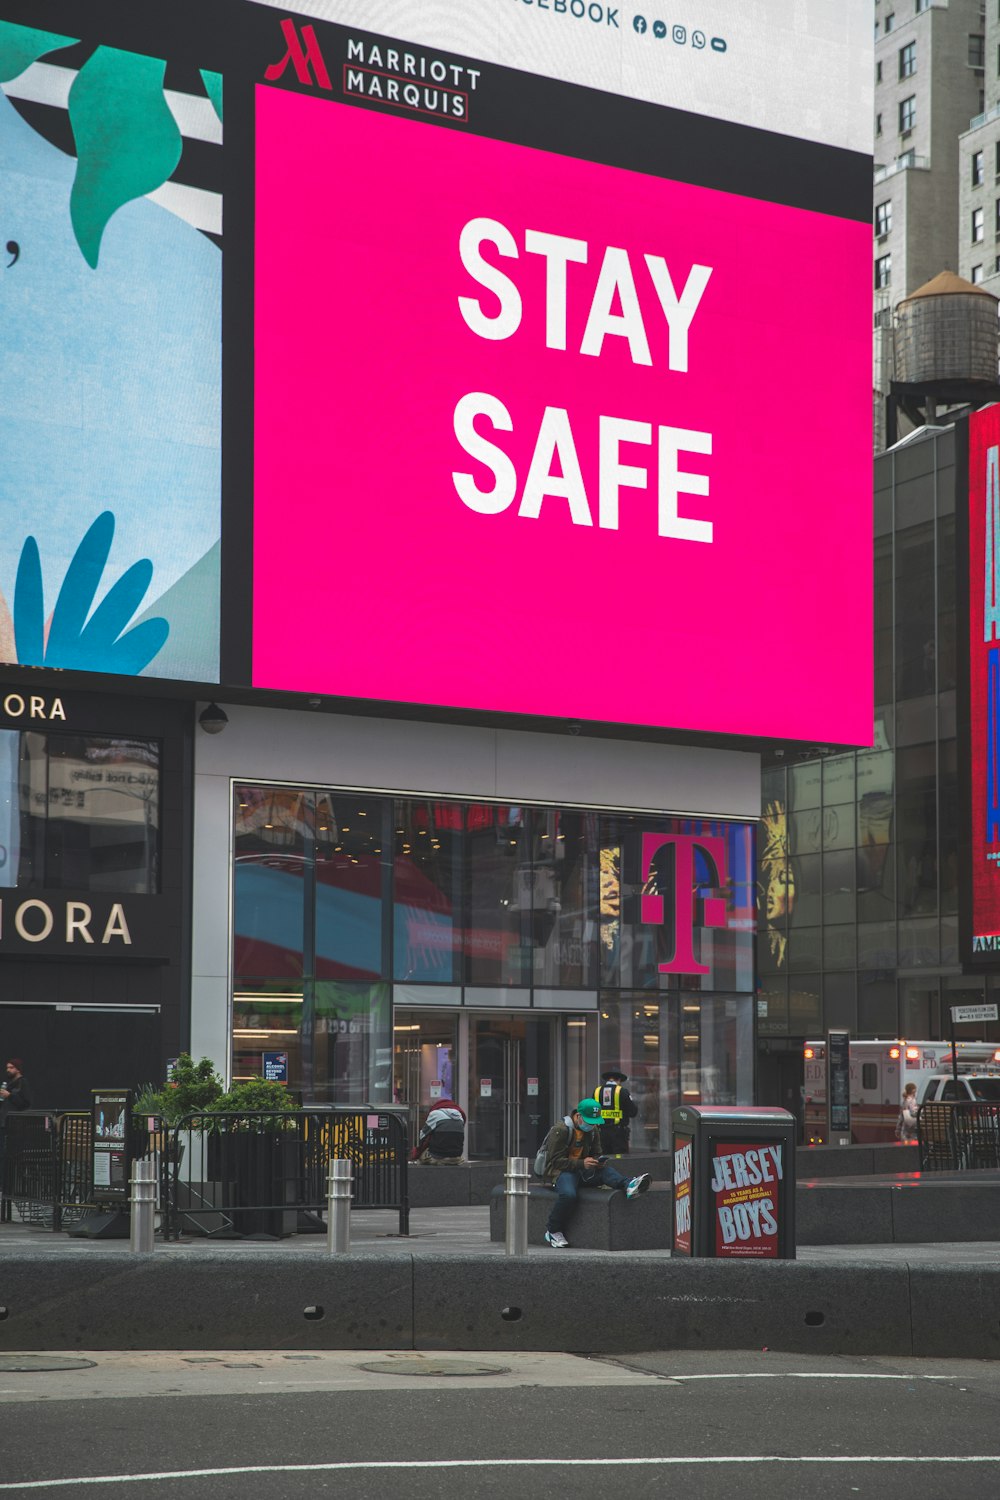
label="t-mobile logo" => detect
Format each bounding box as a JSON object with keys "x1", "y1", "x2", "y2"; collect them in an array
[{"x1": 640, "y1": 831, "x2": 728, "y2": 974}]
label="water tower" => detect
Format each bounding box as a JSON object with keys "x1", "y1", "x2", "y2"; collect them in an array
[{"x1": 888, "y1": 270, "x2": 1000, "y2": 442}]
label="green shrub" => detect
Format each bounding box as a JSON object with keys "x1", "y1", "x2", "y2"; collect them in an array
[
  {"x1": 208, "y1": 1077, "x2": 299, "y2": 1122},
  {"x1": 133, "y1": 1053, "x2": 224, "y2": 1126}
]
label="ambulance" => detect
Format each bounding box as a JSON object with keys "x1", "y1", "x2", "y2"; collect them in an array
[{"x1": 802, "y1": 1039, "x2": 1000, "y2": 1144}]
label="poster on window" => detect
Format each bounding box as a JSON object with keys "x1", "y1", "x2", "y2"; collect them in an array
[{"x1": 710, "y1": 1140, "x2": 782, "y2": 1258}]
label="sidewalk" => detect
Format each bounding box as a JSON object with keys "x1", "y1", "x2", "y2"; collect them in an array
[{"x1": 3, "y1": 1204, "x2": 1000, "y2": 1261}]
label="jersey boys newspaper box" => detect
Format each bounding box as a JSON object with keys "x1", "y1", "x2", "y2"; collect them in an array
[{"x1": 671, "y1": 1105, "x2": 796, "y2": 1259}]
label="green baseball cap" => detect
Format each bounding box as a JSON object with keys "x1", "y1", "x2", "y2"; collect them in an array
[{"x1": 575, "y1": 1098, "x2": 603, "y2": 1127}]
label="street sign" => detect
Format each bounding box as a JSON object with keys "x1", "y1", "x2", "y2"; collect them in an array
[
  {"x1": 827, "y1": 1029, "x2": 851, "y2": 1140},
  {"x1": 950, "y1": 1004, "x2": 999, "y2": 1024}
]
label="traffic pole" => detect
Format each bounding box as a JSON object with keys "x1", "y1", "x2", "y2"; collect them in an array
[
  {"x1": 327, "y1": 1157, "x2": 352, "y2": 1254},
  {"x1": 129, "y1": 1157, "x2": 157, "y2": 1253},
  {"x1": 505, "y1": 1155, "x2": 529, "y2": 1257}
]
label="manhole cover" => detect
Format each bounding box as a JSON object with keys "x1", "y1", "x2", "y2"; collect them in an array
[
  {"x1": 0, "y1": 1356, "x2": 97, "y2": 1373},
  {"x1": 358, "y1": 1357, "x2": 509, "y2": 1378}
]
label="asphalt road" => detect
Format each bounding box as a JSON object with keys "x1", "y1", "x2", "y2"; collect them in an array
[{"x1": 0, "y1": 1349, "x2": 997, "y2": 1498}]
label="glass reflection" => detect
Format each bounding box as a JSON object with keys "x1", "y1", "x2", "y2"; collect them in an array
[
  {"x1": 598, "y1": 992, "x2": 752, "y2": 1148},
  {"x1": 1, "y1": 730, "x2": 160, "y2": 893},
  {"x1": 393, "y1": 800, "x2": 462, "y2": 982}
]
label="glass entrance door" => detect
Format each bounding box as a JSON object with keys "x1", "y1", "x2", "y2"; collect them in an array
[
  {"x1": 392, "y1": 1011, "x2": 458, "y2": 1147},
  {"x1": 467, "y1": 1014, "x2": 552, "y2": 1160}
]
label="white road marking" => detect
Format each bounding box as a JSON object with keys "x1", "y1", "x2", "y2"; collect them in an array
[
  {"x1": 1, "y1": 1456, "x2": 998, "y2": 1490},
  {"x1": 661, "y1": 1372, "x2": 958, "y2": 1381}
]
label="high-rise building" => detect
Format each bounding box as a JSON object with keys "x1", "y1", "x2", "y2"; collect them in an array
[
  {"x1": 959, "y1": 3, "x2": 1000, "y2": 291},
  {"x1": 873, "y1": 0, "x2": 987, "y2": 448}
]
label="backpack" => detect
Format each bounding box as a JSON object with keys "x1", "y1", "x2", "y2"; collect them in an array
[{"x1": 533, "y1": 1124, "x2": 560, "y2": 1177}]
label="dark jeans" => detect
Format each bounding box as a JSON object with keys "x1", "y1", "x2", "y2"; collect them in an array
[{"x1": 546, "y1": 1163, "x2": 629, "y2": 1234}]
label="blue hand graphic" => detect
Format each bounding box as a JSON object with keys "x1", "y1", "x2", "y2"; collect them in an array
[{"x1": 13, "y1": 511, "x2": 168, "y2": 673}]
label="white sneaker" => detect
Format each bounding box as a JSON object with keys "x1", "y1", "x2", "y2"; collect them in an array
[
  {"x1": 625, "y1": 1173, "x2": 650, "y2": 1199},
  {"x1": 544, "y1": 1230, "x2": 569, "y2": 1248}
]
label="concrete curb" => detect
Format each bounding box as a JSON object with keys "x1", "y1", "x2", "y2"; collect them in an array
[{"x1": 1, "y1": 1251, "x2": 998, "y2": 1357}]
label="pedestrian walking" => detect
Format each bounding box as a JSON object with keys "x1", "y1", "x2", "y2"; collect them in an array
[
  {"x1": 0, "y1": 1058, "x2": 32, "y2": 1198},
  {"x1": 896, "y1": 1080, "x2": 919, "y2": 1142}
]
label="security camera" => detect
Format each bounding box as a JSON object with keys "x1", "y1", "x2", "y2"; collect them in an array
[{"x1": 198, "y1": 702, "x2": 228, "y2": 735}]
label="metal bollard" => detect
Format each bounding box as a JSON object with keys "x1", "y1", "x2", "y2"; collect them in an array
[
  {"x1": 129, "y1": 1156, "x2": 157, "y2": 1253},
  {"x1": 327, "y1": 1157, "x2": 352, "y2": 1254},
  {"x1": 505, "y1": 1155, "x2": 529, "y2": 1257}
]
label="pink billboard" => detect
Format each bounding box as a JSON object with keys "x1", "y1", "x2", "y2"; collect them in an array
[{"x1": 253, "y1": 87, "x2": 872, "y2": 742}]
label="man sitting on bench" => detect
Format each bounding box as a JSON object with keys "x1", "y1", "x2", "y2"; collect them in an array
[
  {"x1": 410, "y1": 1097, "x2": 466, "y2": 1164},
  {"x1": 540, "y1": 1097, "x2": 649, "y2": 1248}
]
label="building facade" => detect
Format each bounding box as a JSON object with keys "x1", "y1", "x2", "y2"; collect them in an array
[
  {"x1": 873, "y1": 0, "x2": 987, "y2": 449},
  {"x1": 186, "y1": 709, "x2": 759, "y2": 1156},
  {"x1": 759, "y1": 421, "x2": 1000, "y2": 1124},
  {"x1": 0, "y1": 0, "x2": 873, "y2": 1145},
  {"x1": 959, "y1": 0, "x2": 1000, "y2": 295}
]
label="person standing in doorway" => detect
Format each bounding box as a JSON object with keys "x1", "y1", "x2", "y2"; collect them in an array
[{"x1": 593, "y1": 1067, "x2": 638, "y2": 1154}]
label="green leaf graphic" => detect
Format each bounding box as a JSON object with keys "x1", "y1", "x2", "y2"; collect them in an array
[
  {"x1": 68, "y1": 45, "x2": 181, "y2": 269},
  {"x1": 200, "y1": 68, "x2": 223, "y2": 123},
  {"x1": 0, "y1": 20, "x2": 77, "y2": 82}
]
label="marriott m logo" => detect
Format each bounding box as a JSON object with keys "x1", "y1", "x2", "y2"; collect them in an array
[{"x1": 265, "y1": 17, "x2": 333, "y2": 90}]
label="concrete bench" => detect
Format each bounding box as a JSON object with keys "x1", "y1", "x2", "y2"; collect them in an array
[
  {"x1": 407, "y1": 1143, "x2": 922, "y2": 1213},
  {"x1": 796, "y1": 1169, "x2": 1000, "y2": 1244},
  {"x1": 488, "y1": 1181, "x2": 672, "y2": 1251}
]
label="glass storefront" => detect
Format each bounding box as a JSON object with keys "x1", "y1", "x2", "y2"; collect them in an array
[{"x1": 231, "y1": 785, "x2": 757, "y2": 1152}]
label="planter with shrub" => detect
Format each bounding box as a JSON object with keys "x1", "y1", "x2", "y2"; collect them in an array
[{"x1": 205, "y1": 1078, "x2": 302, "y2": 1238}]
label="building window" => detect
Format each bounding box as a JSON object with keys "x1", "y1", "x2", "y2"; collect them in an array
[
  {"x1": 899, "y1": 94, "x2": 916, "y2": 132},
  {"x1": 915, "y1": 0, "x2": 929, "y2": 11},
  {"x1": 994, "y1": 254, "x2": 1000, "y2": 273},
  {"x1": 995, "y1": 198, "x2": 1000, "y2": 232},
  {"x1": 899, "y1": 40, "x2": 916, "y2": 77},
  {"x1": 875, "y1": 253, "x2": 892, "y2": 289},
  {"x1": 876, "y1": 60, "x2": 883, "y2": 83},
  {"x1": 875, "y1": 200, "x2": 893, "y2": 237},
  {"x1": 876, "y1": 112, "x2": 883, "y2": 136},
  {"x1": 970, "y1": 34, "x2": 985, "y2": 70},
  {"x1": 972, "y1": 264, "x2": 984, "y2": 284},
  {"x1": 973, "y1": 150, "x2": 985, "y2": 185},
  {"x1": 973, "y1": 205, "x2": 985, "y2": 242},
  {"x1": 885, "y1": 12, "x2": 895, "y2": 31},
  {"x1": 1, "y1": 731, "x2": 161, "y2": 894}
]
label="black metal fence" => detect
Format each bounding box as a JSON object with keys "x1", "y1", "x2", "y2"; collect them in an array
[
  {"x1": 917, "y1": 1101, "x2": 1000, "y2": 1171},
  {"x1": 159, "y1": 1108, "x2": 409, "y2": 1240},
  {"x1": 0, "y1": 1110, "x2": 94, "y2": 1230},
  {"x1": 2, "y1": 1105, "x2": 409, "y2": 1238}
]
